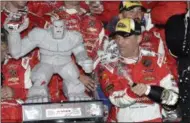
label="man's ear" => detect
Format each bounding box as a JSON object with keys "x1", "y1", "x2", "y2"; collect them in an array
[{"x1": 137, "y1": 35, "x2": 142, "y2": 44}]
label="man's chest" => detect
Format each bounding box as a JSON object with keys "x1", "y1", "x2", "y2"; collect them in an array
[
  {"x1": 115, "y1": 57, "x2": 161, "y2": 86},
  {"x1": 2, "y1": 59, "x2": 28, "y2": 87}
]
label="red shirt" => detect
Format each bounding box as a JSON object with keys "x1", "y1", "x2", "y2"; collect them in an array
[
  {"x1": 93, "y1": 1, "x2": 120, "y2": 24},
  {"x1": 141, "y1": 1, "x2": 187, "y2": 25}
]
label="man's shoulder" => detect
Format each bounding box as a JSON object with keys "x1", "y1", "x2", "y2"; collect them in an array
[{"x1": 140, "y1": 48, "x2": 166, "y2": 66}]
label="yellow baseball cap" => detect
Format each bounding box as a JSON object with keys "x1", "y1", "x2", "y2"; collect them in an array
[
  {"x1": 119, "y1": 1, "x2": 146, "y2": 13},
  {"x1": 109, "y1": 18, "x2": 141, "y2": 38}
]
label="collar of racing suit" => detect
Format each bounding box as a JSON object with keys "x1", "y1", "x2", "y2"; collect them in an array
[
  {"x1": 119, "y1": 47, "x2": 142, "y2": 64},
  {"x1": 119, "y1": 48, "x2": 157, "y2": 64}
]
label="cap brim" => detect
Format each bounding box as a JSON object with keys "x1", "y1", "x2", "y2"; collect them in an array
[
  {"x1": 109, "y1": 31, "x2": 132, "y2": 38},
  {"x1": 120, "y1": 5, "x2": 147, "y2": 13}
]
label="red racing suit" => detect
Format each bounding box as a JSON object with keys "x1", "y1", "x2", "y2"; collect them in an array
[
  {"x1": 2, "y1": 58, "x2": 33, "y2": 100},
  {"x1": 141, "y1": 2, "x2": 187, "y2": 81},
  {"x1": 141, "y1": 31, "x2": 165, "y2": 57},
  {"x1": 48, "y1": 75, "x2": 67, "y2": 102},
  {"x1": 44, "y1": 4, "x2": 88, "y2": 31},
  {"x1": 91, "y1": 1, "x2": 120, "y2": 25},
  {"x1": 140, "y1": 30, "x2": 178, "y2": 81},
  {"x1": 80, "y1": 15, "x2": 112, "y2": 121},
  {"x1": 1, "y1": 58, "x2": 31, "y2": 123},
  {"x1": 27, "y1": 1, "x2": 63, "y2": 17},
  {"x1": 141, "y1": 2, "x2": 187, "y2": 25},
  {"x1": 80, "y1": 15, "x2": 106, "y2": 59},
  {"x1": 150, "y1": 27, "x2": 178, "y2": 82},
  {"x1": 98, "y1": 49, "x2": 178, "y2": 122},
  {"x1": 1, "y1": 99, "x2": 23, "y2": 122}
]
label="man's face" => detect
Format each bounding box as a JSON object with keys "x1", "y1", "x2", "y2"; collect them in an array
[
  {"x1": 114, "y1": 34, "x2": 141, "y2": 58},
  {"x1": 10, "y1": 1, "x2": 27, "y2": 9},
  {"x1": 52, "y1": 20, "x2": 65, "y2": 39},
  {"x1": 122, "y1": 7, "x2": 144, "y2": 23}
]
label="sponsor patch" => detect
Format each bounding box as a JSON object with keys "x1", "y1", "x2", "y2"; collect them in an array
[
  {"x1": 142, "y1": 59, "x2": 152, "y2": 67},
  {"x1": 117, "y1": 23, "x2": 127, "y2": 28}
]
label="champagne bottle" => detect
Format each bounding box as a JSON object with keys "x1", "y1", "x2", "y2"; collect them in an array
[{"x1": 132, "y1": 83, "x2": 178, "y2": 111}]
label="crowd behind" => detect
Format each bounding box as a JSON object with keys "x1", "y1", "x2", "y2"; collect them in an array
[{"x1": 1, "y1": 1, "x2": 190, "y2": 122}]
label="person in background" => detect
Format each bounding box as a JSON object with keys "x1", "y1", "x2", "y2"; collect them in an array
[
  {"x1": 80, "y1": 15, "x2": 111, "y2": 120},
  {"x1": 107, "y1": 1, "x2": 146, "y2": 33},
  {"x1": 165, "y1": 8, "x2": 190, "y2": 122},
  {"x1": 1, "y1": 2, "x2": 50, "y2": 120},
  {"x1": 44, "y1": 1, "x2": 88, "y2": 31},
  {"x1": 1, "y1": 0, "x2": 33, "y2": 104},
  {"x1": 87, "y1": 1, "x2": 120, "y2": 27},
  {"x1": 141, "y1": 1, "x2": 187, "y2": 81},
  {"x1": 1, "y1": 27, "x2": 23, "y2": 122}
]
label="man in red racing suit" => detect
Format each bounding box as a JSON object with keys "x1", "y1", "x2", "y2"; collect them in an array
[
  {"x1": 141, "y1": 1, "x2": 187, "y2": 81},
  {"x1": 98, "y1": 18, "x2": 178, "y2": 122}
]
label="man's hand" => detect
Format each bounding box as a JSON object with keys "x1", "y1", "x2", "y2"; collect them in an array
[
  {"x1": 79, "y1": 74, "x2": 96, "y2": 92},
  {"x1": 131, "y1": 83, "x2": 148, "y2": 96},
  {"x1": 1, "y1": 86, "x2": 14, "y2": 99}
]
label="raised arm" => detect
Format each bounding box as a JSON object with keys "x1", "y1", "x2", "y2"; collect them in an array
[{"x1": 4, "y1": 17, "x2": 41, "y2": 59}]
